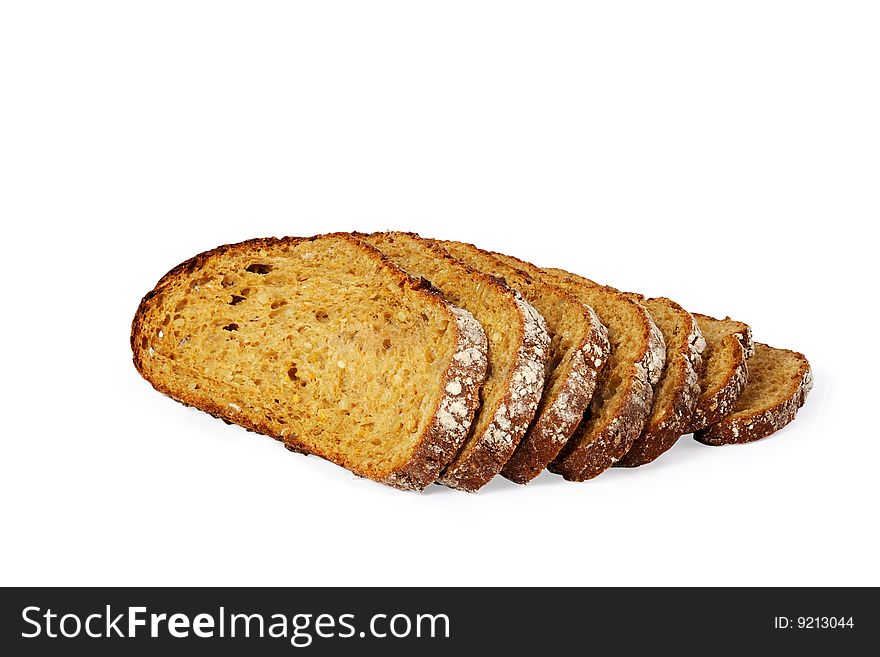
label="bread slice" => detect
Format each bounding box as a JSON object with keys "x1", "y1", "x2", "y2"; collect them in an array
[
  {"x1": 491, "y1": 256, "x2": 665, "y2": 480},
  {"x1": 687, "y1": 314, "x2": 754, "y2": 433},
  {"x1": 695, "y1": 343, "x2": 812, "y2": 445},
  {"x1": 436, "y1": 239, "x2": 610, "y2": 484},
  {"x1": 616, "y1": 297, "x2": 705, "y2": 467},
  {"x1": 360, "y1": 232, "x2": 550, "y2": 491},
  {"x1": 131, "y1": 234, "x2": 489, "y2": 491}
]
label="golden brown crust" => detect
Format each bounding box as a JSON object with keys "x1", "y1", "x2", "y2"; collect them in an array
[
  {"x1": 616, "y1": 298, "x2": 705, "y2": 467},
  {"x1": 489, "y1": 257, "x2": 666, "y2": 481},
  {"x1": 687, "y1": 313, "x2": 754, "y2": 433},
  {"x1": 689, "y1": 337, "x2": 748, "y2": 431},
  {"x1": 356, "y1": 232, "x2": 550, "y2": 492},
  {"x1": 131, "y1": 234, "x2": 488, "y2": 491},
  {"x1": 434, "y1": 239, "x2": 610, "y2": 484},
  {"x1": 543, "y1": 277, "x2": 665, "y2": 481},
  {"x1": 382, "y1": 304, "x2": 488, "y2": 489},
  {"x1": 501, "y1": 301, "x2": 608, "y2": 483},
  {"x1": 435, "y1": 288, "x2": 550, "y2": 490},
  {"x1": 695, "y1": 344, "x2": 812, "y2": 446}
]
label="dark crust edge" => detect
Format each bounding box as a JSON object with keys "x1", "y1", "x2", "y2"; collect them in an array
[
  {"x1": 435, "y1": 240, "x2": 610, "y2": 485},
  {"x1": 694, "y1": 344, "x2": 812, "y2": 445},
  {"x1": 540, "y1": 273, "x2": 663, "y2": 481},
  {"x1": 487, "y1": 259, "x2": 665, "y2": 482},
  {"x1": 616, "y1": 298, "x2": 705, "y2": 467},
  {"x1": 356, "y1": 232, "x2": 550, "y2": 492},
  {"x1": 437, "y1": 290, "x2": 550, "y2": 491},
  {"x1": 501, "y1": 299, "x2": 609, "y2": 484},
  {"x1": 686, "y1": 313, "x2": 753, "y2": 433},
  {"x1": 130, "y1": 233, "x2": 488, "y2": 491},
  {"x1": 383, "y1": 305, "x2": 488, "y2": 489}
]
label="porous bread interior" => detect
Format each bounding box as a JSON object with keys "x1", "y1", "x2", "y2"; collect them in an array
[
  {"x1": 694, "y1": 315, "x2": 747, "y2": 400},
  {"x1": 494, "y1": 258, "x2": 649, "y2": 450},
  {"x1": 362, "y1": 233, "x2": 524, "y2": 459},
  {"x1": 728, "y1": 344, "x2": 805, "y2": 416},
  {"x1": 643, "y1": 298, "x2": 690, "y2": 427},
  {"x1": 697, "y1": 315, "x2": 748, "y2": 341},
  {"x1": 134, "y1": 237, "x2": 462, "y2": 479},
  {"x1": 440, "y1": 240, "x2": 591, "y2": 415}
]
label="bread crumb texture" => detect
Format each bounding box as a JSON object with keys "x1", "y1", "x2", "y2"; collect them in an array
[
  {"x1": 695, "y1": 343, "x2": 812, "y2": 446},
  {"x1": 132, "y1": 233, "x2": 813, "y2": 491},
  {"x1": 131, "y1": 235, "x2": 487, "y2": 490},
  {"x1": 360, "y1": 233, "x2": 549, "y2": 491}
]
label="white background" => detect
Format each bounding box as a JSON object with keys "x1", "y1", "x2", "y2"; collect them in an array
[{"x1": 2, "y1": 1, "x2": 877, "y2": 587}]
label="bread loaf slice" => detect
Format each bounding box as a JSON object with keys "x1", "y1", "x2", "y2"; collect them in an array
[
  {"x1": 492, "y1": 257, "x2": 666, "y2": 481},
  {"x1": 360, "y1": 233, "x2": 550, "y2": 491},
  {"x1": 687, "y1": 314, "x2": 754, "y2": 433},
  {"x1": 616, "y1": 297, "x2": 705, "y2": 467},
  {"x1": 131, "y1": 235, "x2": 489, "y2": 491},
  {"x1": 437, "y1": 240, "x2": 610, "y2": 484},
  {"x1": 695, "y1": 343, "x2": 812, "y2": 445}
]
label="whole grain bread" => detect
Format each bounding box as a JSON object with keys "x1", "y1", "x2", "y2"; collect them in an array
[
  {"x1": 491, "y1": 256, "x2": 666, "y2": 481},
  {"x1": 687, "y1": 314, "x2": 754, "y2": 433},
  {"x1": 616, "y1": 297, "x2": 705, "y2": 467},
  {"x1": 131, "y1": 234, "x2": 488, "y2": 491},
  {"x1": 695, "y1": 343, "x2": 812, "y2": 445},
  {"x1": 437, "y1": 239, "x2": 610, "y2": 484},
  {"x1": 361, "y1": 232, "x2": 550, "y2": 491}
]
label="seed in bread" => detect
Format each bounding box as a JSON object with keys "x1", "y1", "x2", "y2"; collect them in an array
[
  {"x1": 361, "y1": 232, "x2": 550, "y2": 492},
  {"x1": 695, "y1": 343, "x2": 812, "y2": 445},
  {"x1": 131, "y1": 234, "x2": 488, "y2": 491}
]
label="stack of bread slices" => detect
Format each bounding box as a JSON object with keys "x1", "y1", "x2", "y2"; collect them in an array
[{"x1": 131, "y1": 232, "x2": 813, "y2": 492}]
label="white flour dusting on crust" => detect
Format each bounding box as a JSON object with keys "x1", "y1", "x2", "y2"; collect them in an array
[
  {"x1": 438, "y1": 291, "x2": 550, "y2": 491},
  {"x1": 695, "y1": 346, "x2": 811, "y2": 446},
  {"x1": 617, "y1": 300, "x2": 707, "y2": 467},
  {"x1": 502, "y1": 296, "x2": 610, "y2": 483},
  {"x1": 384, "y1": 304, "x2": 488, "y2": 490}
]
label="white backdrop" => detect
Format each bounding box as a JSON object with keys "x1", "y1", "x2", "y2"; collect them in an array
[{"x1": 2, "y1": 1, "x2": 877, "y2": 587}]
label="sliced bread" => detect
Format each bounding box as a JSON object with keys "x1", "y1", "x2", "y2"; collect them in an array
[
  {"x1": 131, "y1": 234, "x2": 489, "y2": 491},
  {"x1": 687, "y1": 314, "x2": 754, "y2": 433},
  {"x1": 616, "y1": 297, "x2": 705, "y2": 467},
  {"x1": 695, "y1": 343, "x2": 812, "y2": 445},
  {"x1": 437, "y1": 239, "x2": 610, "y2": 484},
  {"x1": 492, "y1": 256, "x2": 666, "y2": 481},
  {"x1": 360, "y1": 232, "x2": 550, "y2": 491}
]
